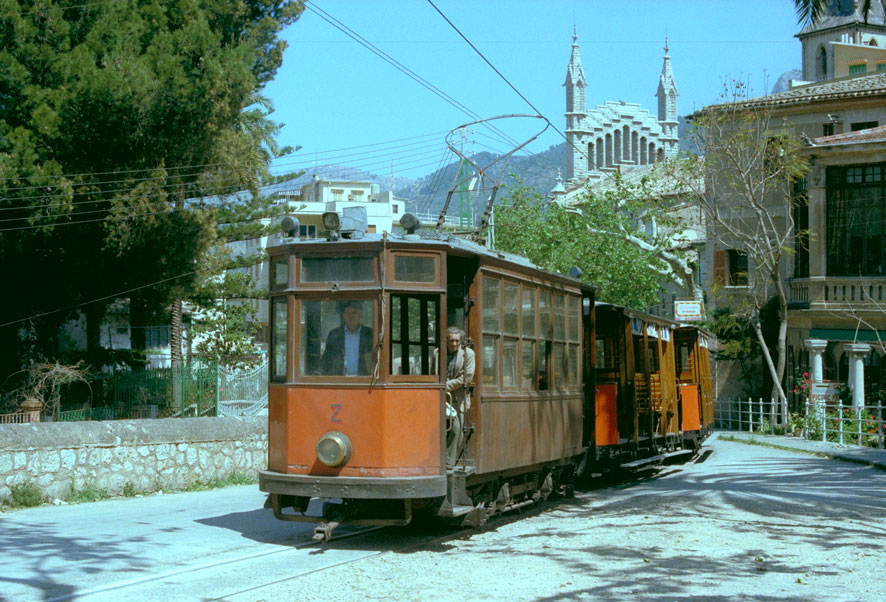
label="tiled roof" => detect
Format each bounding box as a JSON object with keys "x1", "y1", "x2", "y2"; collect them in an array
[
  {"x1": 813, "y1": 124, "x2": 886, "y2": 145},
  {"x1": 705, "y1": 72, "x2": 886, "y2": 112},
  {"x1": 796, "y1": 5, "x2": 886, "y2": 36}
]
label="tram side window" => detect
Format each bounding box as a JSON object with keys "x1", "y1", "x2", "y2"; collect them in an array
[
  {"x1": 299, "y1": 299, "x2": 376, "y2": 377},
  {"x1": 520, "y1": 287, "x2": 537, "y2": 389},
  {"x1": 537, "y1": 291, "x2": 552, "y2": 391},
  {"x1": 567, "y1": 296, "x2": 581, "y2": 387},
  {"x1": 647, "y1": 341, "x2": 660, "y2": 373},
  {"x1": 390, "y1": 295, "x2": 439, "y2": 375},
  {"x1": 502, "y1": 281, "x2": 519, "y2": 388},
  {"x1": 481, "y1": 277, "x2": 501, "y2": 387},
  {"x1": 271, "y1": 297, "x2": 288, "y2": 381},
  {"x1": 677, "y1": 343, "x2": 691, "y2": 379}
]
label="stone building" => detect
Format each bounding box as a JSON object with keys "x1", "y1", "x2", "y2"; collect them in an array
[
  {"x1": 560, "y1": 30, "x2": 702, "y2": 320},
  {"x1": 705, "y1": 2, "x2": 886, "y2": 404},
  {"x1": 564, "y1": 29, "x2": 679, "y2": 188}
]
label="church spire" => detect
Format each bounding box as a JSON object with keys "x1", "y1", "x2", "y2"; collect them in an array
[
  {"x1": 564, "y1": 25, "x2": 586, "y2": 114},
  {"x1": 656, "y1": 36, "x2": 679, "y2": 159}
]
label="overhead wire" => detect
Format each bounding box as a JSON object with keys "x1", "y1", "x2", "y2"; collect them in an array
[
  {"x1": 426, "y1": 0, "x2": 594, "y2": 176},
  {"x1": 0, "y1": 270, "x2": 198, "y2": 330}
]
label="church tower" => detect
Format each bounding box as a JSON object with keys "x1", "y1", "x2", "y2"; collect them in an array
[
  {"x1": 564, "y1": 26, "x2": 587, "y2": 183},
  {"x1": 656, "y1": 38, "x2": 679, "y2": 159}
]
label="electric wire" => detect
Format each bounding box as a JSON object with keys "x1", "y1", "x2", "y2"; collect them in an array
[
  {"x1": 0, "y1": 148, "x2": 447, "y2": 222},
  {"x1": 303, "y1": 1, "x2": 534, "y2": 156},
  {"x1": 426, "y1": 0, "x2": 593, "y2": 171},
  {"x1": 1, "y1": 133, "x2": 448, "y2": 199},
  {"x1": 0, "y1": 270, "x2": 198, "y2": 330}
]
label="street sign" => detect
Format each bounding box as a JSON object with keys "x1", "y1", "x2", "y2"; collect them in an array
[{"x1": 674, "y1": 299, "x2": 704, "y2": 321}]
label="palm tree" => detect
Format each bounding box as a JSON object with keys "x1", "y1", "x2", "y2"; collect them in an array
[{"x1": 793, "y1": 0, "x2": 885, "y2": 26}]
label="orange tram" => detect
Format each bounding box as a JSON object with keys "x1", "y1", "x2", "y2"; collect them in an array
[{"x1": 259, "y1": 213, "x2": 713, "y2": 540}]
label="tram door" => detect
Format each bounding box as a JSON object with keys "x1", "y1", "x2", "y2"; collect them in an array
[{"x1": 446, "y1": 255, "x2": 478, "y2": 339}]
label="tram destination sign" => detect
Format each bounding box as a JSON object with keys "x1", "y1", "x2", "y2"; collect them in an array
[{"x1": 674, "y1": 299, "x2": 704, "y2": 322}]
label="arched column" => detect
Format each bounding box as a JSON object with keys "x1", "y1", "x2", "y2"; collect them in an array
[
  {"x1": 614, "y1": 130, "x2": 622, "y2": 164},
  {"x1": 844, "y1": 343, "x2": 871, "y2": 408},
  {"x1": 804, "y1": 339, "x2": 827, "y2": 382},
  {"x1": 623, "y1": 125, "x2": 630, "y2": 162}
]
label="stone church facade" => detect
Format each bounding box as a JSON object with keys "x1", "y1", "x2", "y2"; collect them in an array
[{"x1": 564, "y1": 29, "x2": 679, "y2": 188}]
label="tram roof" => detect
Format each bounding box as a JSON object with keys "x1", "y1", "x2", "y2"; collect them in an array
[{"x1": 269, "y1": 230, "x2": 595, "y2": 292}]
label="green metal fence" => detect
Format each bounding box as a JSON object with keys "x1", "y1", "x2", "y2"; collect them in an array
[
  {"x1": 113, "y1": 359, "x2": 219, "y2": 418},
  {"x1": 52, "y1": 360, "x2": 219, "y2": 421}
]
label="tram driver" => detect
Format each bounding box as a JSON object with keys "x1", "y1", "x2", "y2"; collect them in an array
[{"x1": 320, "y1": 300, "x2": 374, "y2": 376}]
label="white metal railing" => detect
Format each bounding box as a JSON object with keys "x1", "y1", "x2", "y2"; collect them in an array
[
  {"x1": 714, "y1": 397, "x2": 886, "y2": 450},
  {"x1": 412, "y1": 211, "x2": 470, "y2": 229},
  {"x1": 0, "y1": 411, "x2": 32, "y2": 424},
  {"x1": 217, "y1": 360, "x2": 269, "y2": 417},
  {"x1": 714, "y1": 398, "x2": 789, "y2": 434},
  {"x1": 788, "y1": 276, "x2": 886, "y2": 309}
]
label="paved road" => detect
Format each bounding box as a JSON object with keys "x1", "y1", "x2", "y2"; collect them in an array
[{"x1": 1, "y1": 435, "x2": 884, "y2": 601}]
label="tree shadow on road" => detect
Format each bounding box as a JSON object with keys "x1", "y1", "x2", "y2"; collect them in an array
[{"x1": 0, "y1": 519, "x2": 145, "y2": 602}]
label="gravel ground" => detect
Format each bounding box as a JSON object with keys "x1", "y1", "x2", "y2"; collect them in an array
[{"x1": 263, "y1": 435, "x2": 885, "y2": 602}]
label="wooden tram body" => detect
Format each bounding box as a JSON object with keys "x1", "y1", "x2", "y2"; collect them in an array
[
  {"x1": 259, "y1": 228, "x2": 596, "y2": 535},
  {"x1": 674, "y1": 325, "x2": 715, "y2": 447},
  {"x1": 259, "y1": 219, "x2": 714, "y2": 537},
  {"x1": 593, "y1": 304, "x2": 715, "y2": 465}
]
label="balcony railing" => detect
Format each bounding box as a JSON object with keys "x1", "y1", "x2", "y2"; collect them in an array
[{"x1": 788, "y1": 276, "x2": 886, "y2": 310}]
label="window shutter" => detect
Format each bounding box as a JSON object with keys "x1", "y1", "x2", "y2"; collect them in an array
[{"x1": 713, "y1": 250, "x2": 727, "y2": 286}]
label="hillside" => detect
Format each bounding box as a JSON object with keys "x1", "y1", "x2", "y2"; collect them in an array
[{"x1": 268, "y1": 114, "x2": 701, "y2": 224}]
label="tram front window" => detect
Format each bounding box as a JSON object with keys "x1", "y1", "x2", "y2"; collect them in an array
[
  {"x1": 300, "y1": 299, "x2": 376, "y2": 377},
  {"x1": 390, "y1": 294, "x2": 439, "y2": 376}
]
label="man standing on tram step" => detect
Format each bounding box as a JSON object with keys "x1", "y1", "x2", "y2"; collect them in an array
[
  {"x1": 438, "y1": 327, "x2": 475, "y2": 464},
  {"x1": 321, "y1": 301, "x2": 374, "y2": 376},
  {"x1": 444, "y1": 327, "x2": 475, "y2": 413}
]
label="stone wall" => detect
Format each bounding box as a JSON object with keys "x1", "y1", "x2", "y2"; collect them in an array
[{"x1": 0, "y1": 416, "x2": 267, "y2": 500}]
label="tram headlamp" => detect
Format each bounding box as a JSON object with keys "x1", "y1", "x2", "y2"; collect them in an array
[
  {"x1": 316, "y1": 431, "x2": 352, "y2": 467},
  {"x1": 399, "y1": 212, "x2": 421, "y2": 234},
  {"x1": 321, "y1": 211, "x2": 341, "y2": 232},
  {"x1": 280, "y1": 215, "x2": 300, "y2": 238}
]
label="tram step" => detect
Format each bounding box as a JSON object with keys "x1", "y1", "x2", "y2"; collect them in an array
[{"x1": 622, "y1": 449, "x2": 694, "y2": 471}]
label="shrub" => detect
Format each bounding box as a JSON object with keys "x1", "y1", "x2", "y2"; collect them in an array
[
  {"x1": 6, "y1": 481, "x2": 45, "y2": 508},
  {"x1": 65, "y1": 481, "x2": 109, "y2": 504}
]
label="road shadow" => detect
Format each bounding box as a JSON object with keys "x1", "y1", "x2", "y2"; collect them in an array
[{"x1": 0, "y1": 519, "x2": 145, "y2": 602}]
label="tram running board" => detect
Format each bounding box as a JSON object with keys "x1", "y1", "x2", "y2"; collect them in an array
[{"x1": 621, "y1": 449, "x2": 695, "y2": 472}]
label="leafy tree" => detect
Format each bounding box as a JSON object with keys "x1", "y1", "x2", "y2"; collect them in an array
[
  {"x1": 793, "y1": 0, "x2": 884, "y2": 26},
  {"x1": 665, "y1": 82, "x2": 809, "y2": 406},
  {"x1": 0, "y1": 1, "x2": 303, "y2": 382},
  {"x1": 494, "y1": 180, "x2": 669, "y2": 310}
]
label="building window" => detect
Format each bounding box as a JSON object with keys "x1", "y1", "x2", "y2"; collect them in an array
[
  {"x1": 818, "y1": 46, "x2": 827, "y2": 80},
  {"x1": 826, "y1": 163, "x2": 885, "y2": 276},
  {"x1": 849, "y1": 63, "x2": 867, "y2": 75},
  {"x1": 331, "y1": 188, "x2": 344, "y2": 202},
  {"x1": 727, "y1": 250, "x2": 748, "y2": 286},
  {"x1": 299, "y1": 224, "x2": 316, "y2": 239},
  {"x1": 392, "y1": 204, "x2": 399, "y2": 214},
  {"x1": 793, "y1": 178, "x2": 809, "y2": 278},
  {"x1": 822, "y1": 123, "x2": 834, "y2": 137},
  {"x1": 878, "y1": 62, "x2": 886, "y2": 72},
  {"x1": 145, "y1": 326, "x2": 170, "y2": 349},
  {"x1": 851, "y1": 121, "x2": 878, "y2": 132}
]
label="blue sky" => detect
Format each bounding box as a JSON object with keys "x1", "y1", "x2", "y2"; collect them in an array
[{"x1": 263, "y1": 1, "x2": 804, "y2": 181}]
